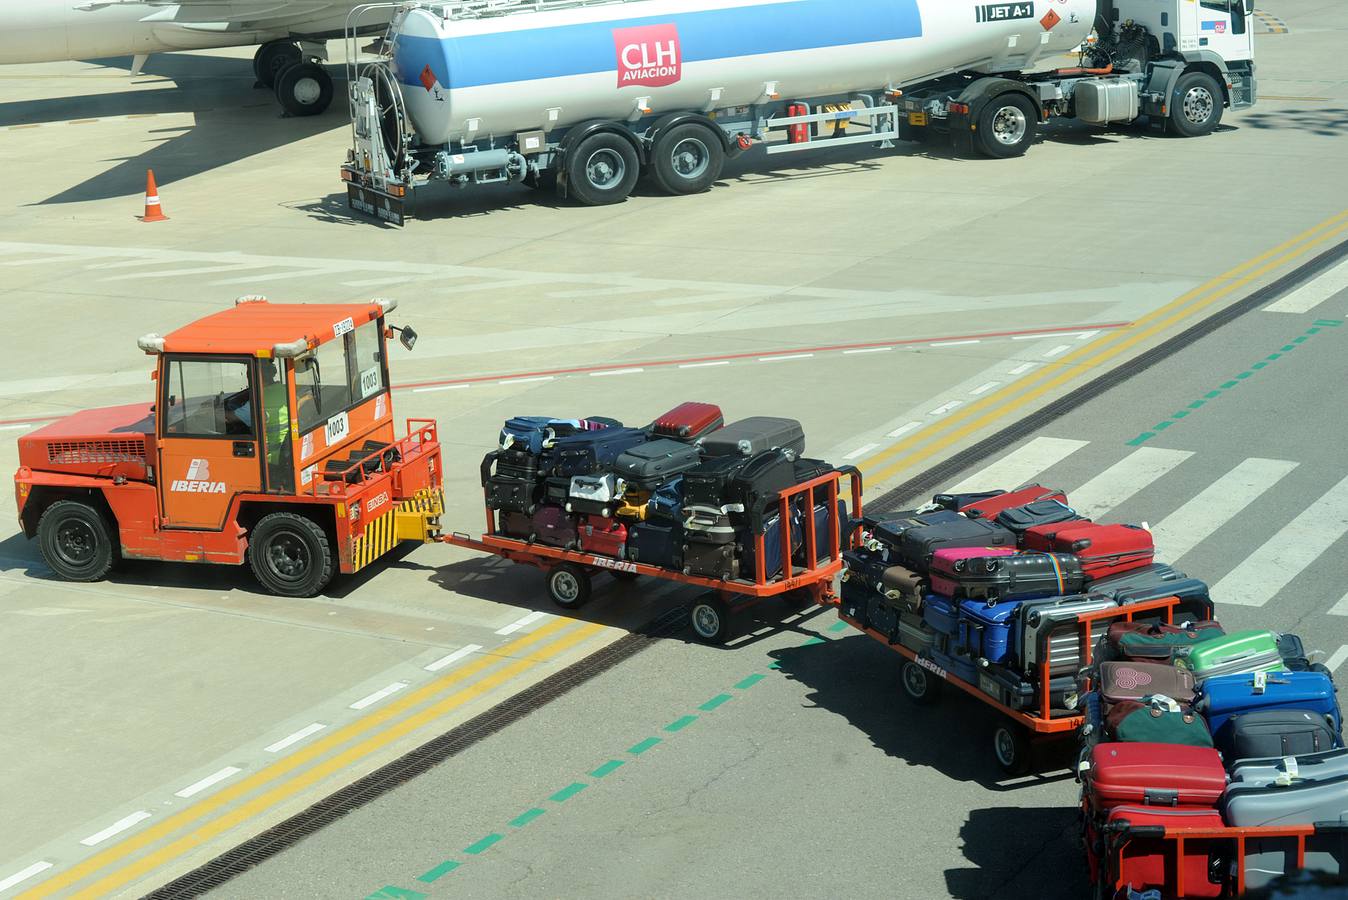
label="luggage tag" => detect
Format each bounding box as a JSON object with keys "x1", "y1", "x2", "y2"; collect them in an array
[
  {"x1": 1146, "y1": 694, "x2": 1182, "y2": 717},
  {"x1": 1275, "y1": 756, "x2": 1300, "y2": 787}
]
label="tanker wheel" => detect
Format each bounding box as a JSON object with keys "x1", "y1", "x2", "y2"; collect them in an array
[
  {"x1": 248, "y1": 512, "x2": 335, "y2": 598},
  {"x1": 566, "y1": 132, "x2": 639, "y2": 206},
  {"x1": 37, "y1": 500, "x2": 118, "y2": 583},
  {"x1": 993, "y1": 723, "x2": 1033, "y2": 776},
  {"x1": 690, "y1": 593, "x2": 732, "y2": 645},
  {"x1": 900, "y1": 660, "x2": 942, "y2": 705},
  {"x1": 547, "y1": 563, "x2": 591, "y2": 609},
  {"x1": 651, "y1": 123, "x2": 725, "y2": 196},
  {"x1": 975, "y1": 93, "x2": 1038, "y2": 159},
  {"x1": 275, "y1": 62, "x2": 334, "y2": 117},
  {"x1": 1168, "y1": 71, "x2": 1223, "y2": 138},
  {"x1": 253, "y1": 41, "x2": 301, "y2": 89}
]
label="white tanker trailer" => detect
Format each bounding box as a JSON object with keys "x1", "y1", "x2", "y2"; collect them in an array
[{"x1": 341, "y1": 0, "x2": 1255, "y2": 225}]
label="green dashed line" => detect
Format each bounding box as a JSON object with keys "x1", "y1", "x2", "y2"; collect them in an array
[
  {"x1": 1187, "y1": 400, "x2": 1206, "y2": 410},
  {"x1": 1281, "y1": 344, "x2": 1297, "y2": 351},
  {"x1": 828, "y1": 620, "x2": 850, "y2": 633},
  {"x1": 1315, "y1": 319, "x2": 1342, "y2": 327},
  {"x1": 1267, "y1": 353, "x2": 1282, "y2": 361},
  {"x1": 1172, "y1": 410, "x2": 1190, "y2": 419},
  {"x1": 368, "y1": 887, "x2": 428, "y2": 900},
  {"x1": 1293, "y1": 335, "x2": 1309, "y2": 343},
  {"x1": 1220, "y1": 380, "x2": 1240, "y2": 389},
  {"x1": 699, "y1": 693, "x2": 734, "y2": 711},
  {"x1": 802, "y1": 636, "x2": 826, "y2": 645},
  {"x1": 549, "y1": 782, "x2": 587, "y2": 802},
  {"x1": 1126, "y1": 432, "x2": 1156, "y2": 446},
  {"x1": 509, "y1": 808, "x2": 546, "y2": 828},
  {"x1": 1204, "y1": 390, "x2": 1223, "y2": 399},
  {"x1": 590, "y1": 760, "x2": 625, "y2": 778},
  {"x1": 1251, "y1": 361, "x2": 1269, "y2": 370},
  {"x1": 767, "y1": 660, "x2": 782, "y2": 669},
  {"x1": 463, "y1": 834, "x2": 503, "y2": 855},
  {"x1": 629, "y1": 737, "x2": 662, "y2": 755},
  {"x1": 1307, "y1": 327, "x2": 1321, "y2": 335},
  {"x1": 1235, "y1": 371, "x2": 1253, "y2": 380},
  {"x1": 416, "y1": 861, "x2": 460, "y2": 884},
  {"x1": 664, "y1": 715, "x2": 698, "y2": 733},
  {"x1": 735, "y1": 673, "x2": 767, "y2": 690},
  {"x1": 1154, "y1": 421, "x2": 1173, "y2": 431}
]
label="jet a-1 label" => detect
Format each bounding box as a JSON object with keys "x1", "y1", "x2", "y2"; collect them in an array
[{"x1": 976, "y1": 2, "x2": 1034, "y2": 23}]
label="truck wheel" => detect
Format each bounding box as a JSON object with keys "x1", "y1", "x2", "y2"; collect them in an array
[
  {"x1": 651, "y1": 123, "x2": 724, "y2": 196},
  {"x1": 1169, "y1": 72, "x2": 1223, "y2": 138},
  {"x1": 993, "y1": 724, "x2": 1033, "y2": 776},
  {"x1": 38, "y1": 500, "x2": 118, "y2": 582},
  {"x1": 249, "y1": 512, "x2": 335, "y2": 597},
  {"x1": 975, "y1": 93, "x2": 1038, "y2": 159},
  {"x1": 690, "y1": 593, "x2": 732, "y2": 645},
  {"x1": 253, "y1": 41, "x2": 301, "y2": 89},
  {"x1": 546, "y1": 563, "x2": 591, "y2": 609},
  {"x1": 275, "y1": 62, "x2": 334, "y2": 117},
  {"x1": 900, "y1": 660, "x2": 943, "y2": 705},
  {"x1": 566, "y1": 132, "x2": 639, "y2": 206}
]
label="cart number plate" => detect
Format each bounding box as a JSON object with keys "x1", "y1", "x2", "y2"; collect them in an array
[
  {"x1": 325, "y1": 411, "x2": 350, "y2": 447},
  {"x1": 907, "y1": 112, "x2": 928, "y2": 127}
]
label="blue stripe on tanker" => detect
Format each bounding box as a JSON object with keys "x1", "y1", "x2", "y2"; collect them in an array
[{"x1": 395, "y1": 0, "x2": 924, "y2": 90}]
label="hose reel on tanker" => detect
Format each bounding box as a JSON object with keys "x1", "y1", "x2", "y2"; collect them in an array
[{"x1": 363, "y1": 61, "x2": 411, "y2": 178}]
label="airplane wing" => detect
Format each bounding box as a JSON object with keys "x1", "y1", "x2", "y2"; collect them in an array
[{"x1": 74, "y1": 1, "x2": 369, "y2": 33}]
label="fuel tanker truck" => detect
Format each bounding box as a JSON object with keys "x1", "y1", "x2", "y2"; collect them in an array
[{"x1": 341, "y1": 0, "x2": 1256, "y2": 224}]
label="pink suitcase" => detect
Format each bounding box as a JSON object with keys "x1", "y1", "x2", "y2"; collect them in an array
[{"x1": 928, "y1": 546, "x2": 1016, "y2": 597}]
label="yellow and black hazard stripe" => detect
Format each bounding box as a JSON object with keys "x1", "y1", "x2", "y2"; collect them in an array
[{"x1": 351, "y1": 488, "x2": 444, "y2": 573}]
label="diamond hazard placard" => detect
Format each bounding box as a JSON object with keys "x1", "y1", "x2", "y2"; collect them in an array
[
  {"x1": 1040, "y1": 9, "x2": 1061, "y2": 30},
  {"x1": 420, "y1": 64, "x2": 437, "y2": 92}
]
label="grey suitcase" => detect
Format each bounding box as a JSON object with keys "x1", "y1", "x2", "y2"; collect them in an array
[
  {"x1": 1016, "y1": 593, "x2": 1117, "y2": 677},
  {"x1": 1221, "y1": 773, "x2": 1348, "y2": 889},
  {"x1": 1231, "y1": 748, "x2": 1348, "y2": 786},
  {"x1": 698, "y1": 416, "x2": 805, "y2": 459},
  {"x1": 898, "y1": 610, "x2": 938, "y2": 655},
  {"x1": 612, "y1": 438, "x2": 703, "y2": 488},
  {"x1": 1214, "y1": 708, "x2": 1341, "y2": 762}
]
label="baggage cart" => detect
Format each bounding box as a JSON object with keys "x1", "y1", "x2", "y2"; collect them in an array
[
  {"x1": 444, "y1": 468, "x2": 863, "y2": 645},
  {"x1": 836, "y1": 594, "x2": 1190, "y2": 775}
]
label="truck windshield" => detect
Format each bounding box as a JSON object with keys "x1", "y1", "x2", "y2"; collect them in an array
[{"x1": 294, "y1": 319, "x2": 389, "y2": 435}]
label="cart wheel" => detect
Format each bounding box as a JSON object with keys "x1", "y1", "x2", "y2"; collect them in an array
[
  {"x1": 993, "y1": 724, "x2": 1033, "y2": 776},
  {"x1": 546, "y1": 563, "x2": 591, "y2": 610},
  {"x1": 900, "y1": 660, "x2": 942, "y2": 705},
  {"x1": 690, "y1": 593, "x2": 732, "y2": 645}
]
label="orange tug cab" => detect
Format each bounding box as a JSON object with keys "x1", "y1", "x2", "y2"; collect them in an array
[{"x1": 12, "y1": 297, "x2": 444, "y2": 597}]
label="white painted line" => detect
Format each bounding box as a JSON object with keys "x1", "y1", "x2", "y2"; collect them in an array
[
  {"x1": 886, "y1": 421, "x2": 923, "y2": 438},
  {"x1": 946, "y1": 437, "x2": 1090, "y2": 494},
  {"x1": 1075, "y1": 330, "x2": 1101, "y2": 341},
  {"x1": 589, "y1": 368, "x2": 644, "y2": 377},
  {"x1": 211, "y1": 269, "x2": 349, "y2": 286},
  {"x1": 930, "y1": 340, "x2": 979, "y2": 348},
  {"x1": 0, "y1": 861, "x2": 53, "y2": 892},
  {"x1": 497, "y1": 376, "x2": 555, "y2": 386},
  {"x1": 106, "y1": 264, "x2": 270, "y2": 282},
  {"x1": 1327, "y1": 591, "x2": 1348, "y2": 617},
  {"x1": 0, "y1": 423, "x2": 32, "y2": 431},
  {"x1": 349, "y1": 681, "x2": 409, "y2": 710},
  {"x1": 425, "y1": 644, "x2": 483, "y2": 672},
  {"x1": 969, "y1": 381, "x2": 1000, "y2": 396},
  {"x1": 342, "y1": 276, "x2": 417, "y2": 288},
  {"x1": 80, "y1": 811, "x2": 152, "y2": 846},
  {"x1": 1214, "y1": 474, "x2": 1348, "y2": 607},
  {"x1": 264, "y1": 723, "x2": 326, "y2": 753},
  {"x1": 1068, "y1": 447, "x2": 1195, "y2": 519},
  {"x1": 1012, "y1": 333, "x2": 1051, "y2": 341},
  {"x1": 1326, "y1": 645, "x2": 1348, "y2": 672},
  {"x1": 1263, "y1": 258, "x2": 1348, "y2": 313},
  {"x1": 412, "y1": 384, "x2": 470, "y2": 393},
  {"x1": 174, "y1": 766, "x2": 241, "y2": 799},
  {"x1": 1152, "y1": 458, "x2": 1300, "y2": 563},
  {"x1": 496, "y1": 610, "x2": 548, "y2": 636},
  {"x1": 758, "y1": 354, "x2": 814, "y2": 362},
  {"x1": 1043, "y1": 344, "x2": 1073, "y2": 358},
  {"x1": 842, "y1": 346, "x2": 892, "y2": 355},
  {"x1": 843, "y1": 443, "x2": 879, "y2": 460},
  {"x1": 929, "y1": 401, "x2": 964, "y2": 416},
  {"x1": 679, "y1": 360, "x2": 730, "y2": 369}
]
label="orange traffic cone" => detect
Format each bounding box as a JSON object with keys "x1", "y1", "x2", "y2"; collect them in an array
[{"x1": 142, "y1": 169, "x2": 169, "y2": 223}]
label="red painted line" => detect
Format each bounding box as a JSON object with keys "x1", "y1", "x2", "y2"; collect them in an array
[
  {"x1": 0, "y1": 321, "x2": 1130, "y2": 428},
  {"x1": 394, "y1": 321, "x2": 1131, "y2": 392}
]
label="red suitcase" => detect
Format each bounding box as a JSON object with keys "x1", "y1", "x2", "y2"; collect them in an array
[
  {"x1": 651, "y1": 402, "x2": 724, "y2": 441},
  {"x1": 958, "y1": 484, "x2": 1068, "y2": 520},
  {"x1": 1024, "y1": 521, "x2": 1154, "y2": 579},
  {"x1": 1087, "y1": 742, "x2": 1226, "y2": 811},
  {"x1": 578, "y1": 515, "x2": 628, "y2": 558},
  {"x1": 1104, "y1": 806, "x2": 1225, "y2": 898}
]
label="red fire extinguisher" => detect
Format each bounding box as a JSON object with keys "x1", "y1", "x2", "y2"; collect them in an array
[{"x1": 787, "y1": 103, "x2": 809, "y2": 144}]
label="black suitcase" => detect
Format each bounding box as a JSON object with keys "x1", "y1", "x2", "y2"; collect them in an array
[
  {"x1": 840, "y1": 575, "x2": 874, "y2": 625},
  {"x1": 935, "y1": 551, "x2": 1087, "y2": 603},
  {"x1": 865, "y1": 509, "x2": 965, "y2": 549},
  {"x1": 612, "y1": 438, "x2": 703, "y2": 488},
  {"x1": 495, "y1": 447, "x2": 540, "y2": 481},
  {"x1": 485, "y1": 475, "x2": 539, "y2": 514},
  {"x1": 1215, "y1": 709, "x2": 1342, "y2": 763},
  {"x1": 792, "y1": 456, "x2": 836, "y2": 504},
  {"x1": 543, "y1": 427, "x2": 649, "y2": 477},
  {"x1": 993, "y1": 499, "x2": 1085, "y2": 535},
  {"x1": 889, "y1": 515, "x2": 1015, "y2": 571},
  {"x1": 626, "y1": 521, "x2": 683, "y2": 570},
  {"x1": 865, "y1": 593, "x2": 902, "y2": 643},
  {"x1": 726, "y1": 448, "x2": 797, "y2": 519},
  {"x1": 931, "y1": 490, "x2": 1005, "y2": 512},
  {"x1": 682, "y1": 456, "x2": 752, "y2": 509},
  {"x1": 977, "y1": 663, "x2": 1081, "y2": 713},
  {"x1": 683, "y1": 539, "x2": 739, "y2": 580},
  {"x1": 543, "y1": 476, "x2": 571, "y2": 506},
  {"x1": 842, "y1": 547, "x2": 888, "y2": 591},
  {"x1": 698, "y1": 416, "x2": 805, "y2": 459}
]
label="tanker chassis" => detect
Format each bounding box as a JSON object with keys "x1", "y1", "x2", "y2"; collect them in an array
[{"x1": 340, "y1": 0, "x2": 1256, "y2": 225}]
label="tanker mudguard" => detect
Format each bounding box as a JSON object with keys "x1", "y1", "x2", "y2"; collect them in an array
[
  {"x1": 646, "y1": 112, "x2": 732, "y2": 154},
  {"x1": 959, "y1": 78, "x2": 1043, "y2": 121},
  {"x1": 559, "y1": 119, "x2": 647, "y2": 165}
]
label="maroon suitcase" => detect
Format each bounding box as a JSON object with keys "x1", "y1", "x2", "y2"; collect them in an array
[
  {"x1": 1104, "y1": 806, "x2": 1226, "y2": 898},
  {"x1": 959, "y1": 484, "x2": 1068, "y2": 520},
  {"x1": 1098, "y1": 660, "x2": 1197, "y2": 706},
  {"x1": 1087, "y1": 742, "x2": 1226, "y2": 811},
  {"x1": 651, "y1": 402, "x2": 724, "y2": 441},
  {"x1": 578, "y1": 515, "x2": 628, "y2": 558},
  {"x1": 1024, "y1": 521, "x2": 1154, "y2": 579},
  {"x1": 531, "y1": 507, "x2": 578, "y2": 549}
]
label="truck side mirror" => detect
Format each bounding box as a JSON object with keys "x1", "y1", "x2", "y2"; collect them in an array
[{"x1": 397, "y1": 326, "x2": 418, "y2": 351}]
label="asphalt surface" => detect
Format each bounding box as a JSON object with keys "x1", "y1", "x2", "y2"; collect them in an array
[{"x1": 0, "y1": 0, "x2": 1346, "y2": 895}]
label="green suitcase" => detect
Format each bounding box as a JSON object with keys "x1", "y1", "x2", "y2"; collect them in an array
[{"x1": 1174, "y1": 629, "x2": 1283, "y2": 681}]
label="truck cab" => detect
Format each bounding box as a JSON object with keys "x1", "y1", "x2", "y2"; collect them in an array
[{"x1": 14, "y1": 297, "x2": 443, "y2": 597}]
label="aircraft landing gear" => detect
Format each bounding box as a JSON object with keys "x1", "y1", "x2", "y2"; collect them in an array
[
  {"x1": 255, "y1": 40, "x2": 334, "y2": 117},
  {"x1": 253, "y1": 41, "x2": 301, "y2": 89}
]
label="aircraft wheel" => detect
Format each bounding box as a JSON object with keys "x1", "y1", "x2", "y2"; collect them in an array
[
  {"x1": 254, "y1": 41, "x2": 301, "y2": 89},
  {"x1": 275, "y1": 62, "x2": 334, "y2": 117}
]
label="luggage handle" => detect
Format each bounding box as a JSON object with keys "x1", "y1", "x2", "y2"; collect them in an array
[{"x1": 479, "y1": 450, "x2": 501, "y2": 485}]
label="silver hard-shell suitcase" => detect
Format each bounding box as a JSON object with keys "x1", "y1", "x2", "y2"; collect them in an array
[
  {"x1": 697, "y1": 416, "x2": 805, "y2": 459},
  {"x1": 1231, "y1": 748, "x2": 1348, "y2": 786},
  {"x1": 1017, "y1": 593, "x2": 1117, "y2": 676},
  {"x1": 1221, "y1": 773, "x2": 1348, "y2": 889}
]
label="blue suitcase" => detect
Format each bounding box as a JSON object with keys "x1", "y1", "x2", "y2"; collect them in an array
[
  {"x1": 958, "y1": 598, "x2": 1021, "y2": 665},
  {"x1": 796, "y1": 499, "x2": 847, "y2": 567},
  {"x1": 740, "y1": 507, "x2": 803, "y2": 581},
  {"x1": 647, "y1": 477, "x2": 685, "y2": 522},
  {"x1": 500, "y1": 416, "x2": 611, "y2": 455},
  {"x1": 625, "y1": 520, "x2": 683, "y2": 570},
  {"x1": 1197, "y1": 669, "x2": 1342, "y2": 736},
  {"x1": 922, "y1": 594, "x2": 960, "y2": 638},
  {"x1": 544, "y1": 427, "x2": 649, "y2": 477}
]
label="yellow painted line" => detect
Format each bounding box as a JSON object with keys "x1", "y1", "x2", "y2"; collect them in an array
[
  {"x1": 857, "y1": 208, "x2": 1348, "y2": 485},
  {"x1": 22, "y1": 617, "x2": 602, "y2": 898}
]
